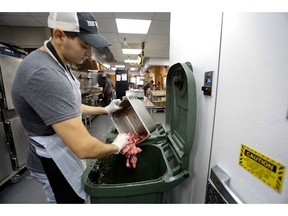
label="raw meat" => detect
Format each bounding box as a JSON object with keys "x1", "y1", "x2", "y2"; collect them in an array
[{"x1": 121, "y1": 132, "x2": 147, "y2": 168}]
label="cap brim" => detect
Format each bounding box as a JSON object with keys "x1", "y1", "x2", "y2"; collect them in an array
[{"x1": 78, "y1": 33, "x2": 111, "y2": 48}]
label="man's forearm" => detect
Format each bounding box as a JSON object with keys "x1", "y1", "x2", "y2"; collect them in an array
[{"x1": 81, "y1": 104, "x2": 107, "y2": 115}]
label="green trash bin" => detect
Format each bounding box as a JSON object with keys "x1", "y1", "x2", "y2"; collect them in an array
[{"x1": 82, "y1": 62, "x2": 197, "y2": 203}]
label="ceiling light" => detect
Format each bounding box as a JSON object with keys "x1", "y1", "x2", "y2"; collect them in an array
[
  {"x1": 115, "y1": 65, "x2": 125, "y2": 68},
  {"x1": 124, "y1": 55, "x2": 142, "y2": 65},
  {"x1": 124, "y1": 59, "x2": 139, "y2": 64},
  {"x1": 116, "y1": 18, "x2": 151, "y2": 34},
  {"x1": 122, "y1": 49, "x2": 142, "y2": 55}
]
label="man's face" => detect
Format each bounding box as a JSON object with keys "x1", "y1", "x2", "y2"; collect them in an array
[{"x1": 60, "y1": 35, "x2": 92, "y2": 65}]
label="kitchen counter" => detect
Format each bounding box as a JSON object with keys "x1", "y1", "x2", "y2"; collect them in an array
[{"x1": 142, "y1": 97, "x2": 155, "y2": 115}]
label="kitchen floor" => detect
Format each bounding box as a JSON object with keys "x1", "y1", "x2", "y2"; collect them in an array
[{"x1": 0, "y1": 111, "x2": 165, "y2": 204}]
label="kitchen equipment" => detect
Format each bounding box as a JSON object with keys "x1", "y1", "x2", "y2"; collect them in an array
[
  {"x1": 125, "y1": 89, "x2": 145, "y2": 99},
  {"x1": 0, "y1": 54, "x2": 27, "y2": 186}
]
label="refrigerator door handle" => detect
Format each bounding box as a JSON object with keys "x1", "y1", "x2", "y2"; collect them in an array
[{"x1": 210, "y1": 165, "x2": 243, "y2": 204}]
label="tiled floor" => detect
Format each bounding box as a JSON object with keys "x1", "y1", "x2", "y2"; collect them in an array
[{"x1": 0, "y1": 111, "x2": 165, "y2": 203}]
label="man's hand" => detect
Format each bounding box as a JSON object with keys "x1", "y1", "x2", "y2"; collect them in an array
[
  {"x1": 105, "y1": 99, "x2": 122, "y2": 115},
  {"x1": 112, "y1": 133, "x2": 129, "y2": 154}
]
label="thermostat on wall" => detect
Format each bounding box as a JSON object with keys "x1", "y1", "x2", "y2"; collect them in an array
[{"x1": 201, "y1": 71, "x2": 213, "y2": 96}]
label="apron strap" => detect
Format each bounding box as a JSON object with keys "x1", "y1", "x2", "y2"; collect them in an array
[{"x1": 46, "y1": 41, "x2": 75, "y2": 81}]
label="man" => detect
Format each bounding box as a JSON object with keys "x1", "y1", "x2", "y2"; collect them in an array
[
  {"x1": 102, "y1": 73, "x2": 113, "y2": 106},
  {"x1": 11, "y1": 12, "x2": 129, "y2": 204},
  {"x1": 143, "y1": 80, "x2": 154, "y2": 96}
]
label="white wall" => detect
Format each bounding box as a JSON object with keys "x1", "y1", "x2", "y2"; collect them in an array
[
  {"x1": 210, "y1": 13, "x2": 288, "y2": 203},
  {"x1": 168, "y1": 11, "x2": 223, "y2": 203},
  {"x1": 169, "y1": 11, "x2": 288, "y2": 204}
]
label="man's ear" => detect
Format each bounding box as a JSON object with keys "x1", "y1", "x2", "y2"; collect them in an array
[{"x1": 52, "y1": 28, "x2": 65, "y2": 44}]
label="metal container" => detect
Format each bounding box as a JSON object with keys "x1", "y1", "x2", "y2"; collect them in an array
[{"x1": 111, "y1": 97, "x2": 156, "y2": 143}]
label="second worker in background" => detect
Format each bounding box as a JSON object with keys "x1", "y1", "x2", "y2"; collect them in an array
[{"x1": 102, "y1": 73, "x2": 113, "y2": 106}]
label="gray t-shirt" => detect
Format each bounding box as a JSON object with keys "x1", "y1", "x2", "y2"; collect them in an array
[
  {"x1": 11, "y1": 49, "x2": 80, "y2": 171},
  {"x1": 12, "y1": 49, "x2": 79, "y2": 135}
]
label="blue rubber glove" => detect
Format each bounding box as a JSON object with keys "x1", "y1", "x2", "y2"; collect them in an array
[{"x1": 105, "y1": 99, "x2": 122, "y2": 115}]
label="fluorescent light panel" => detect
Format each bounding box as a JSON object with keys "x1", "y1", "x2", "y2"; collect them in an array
[
  {"x1": 122, "y1": 48, "x2": 142, "y2": 55},
  {"x1": 116, "y1": 18, "x2": 151, "y2": 34},
  {"x1": 115, "y1": 65, "x2": 125, "y2": 68},
  {"x1": 124, "y1": 59, "x2": 139, "y2": 63}
]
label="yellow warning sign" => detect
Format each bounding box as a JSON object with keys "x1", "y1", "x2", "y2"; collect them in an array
[{"x1": 239, "y1": 144, "x2": 286, "y2": 193}]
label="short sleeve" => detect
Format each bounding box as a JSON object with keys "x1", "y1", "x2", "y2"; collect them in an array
[{"x1": 26, "y1": 68, "x2": 79, "y2": 125}]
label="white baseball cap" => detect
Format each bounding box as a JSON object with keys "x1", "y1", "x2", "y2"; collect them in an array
[{"x1": 48, "y1": 12, "x2": 111, "y2": 48}]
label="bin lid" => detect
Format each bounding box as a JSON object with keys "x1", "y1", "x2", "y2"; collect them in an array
[{"x1": 165, "y1": 62, "x2": 197, "y2": 170}]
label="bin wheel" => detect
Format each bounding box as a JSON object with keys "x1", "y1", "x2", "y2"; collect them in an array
[{"x1": 10, "y1": 174, "x2": 21, "y2": 184}]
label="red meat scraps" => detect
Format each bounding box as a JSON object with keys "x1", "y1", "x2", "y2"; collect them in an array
[{"x1": 120, "y1": 132, "x2": 147, "y2": 168}]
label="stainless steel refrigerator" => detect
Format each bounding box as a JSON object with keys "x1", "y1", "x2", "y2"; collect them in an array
[{"x1": 0, "y1": 54, "x2": 28, "y2": 185}]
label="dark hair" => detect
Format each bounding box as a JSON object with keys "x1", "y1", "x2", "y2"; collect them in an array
[
  {"x1": 64, "y1": 31, "x2": 78, "y2": 39},
  {"x1": 50, "y1": 29, "x2": 78, "y2": 39}
]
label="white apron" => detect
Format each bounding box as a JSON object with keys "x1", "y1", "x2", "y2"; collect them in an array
[{"x1": 30, "y1": 39, "x2": 87, "y2": 201}]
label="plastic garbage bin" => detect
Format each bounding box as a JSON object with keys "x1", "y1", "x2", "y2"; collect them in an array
[{"x1": 82, "y1": 62, "x2": 197, "y2": 203}]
